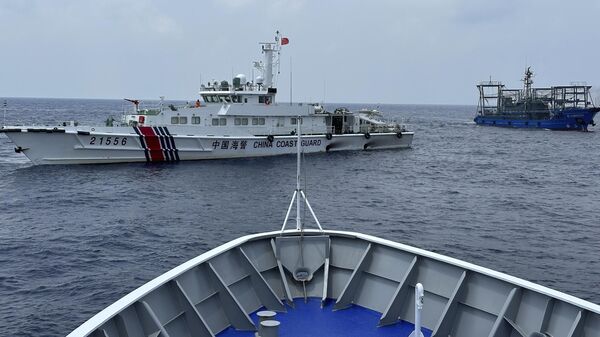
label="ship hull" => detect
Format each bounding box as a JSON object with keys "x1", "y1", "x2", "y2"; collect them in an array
[
  {"x1": 474, "y1": 108, "x2": 598, "y2": 130},
  {"x1": 2, "y1": 126, "x2": 413, "y2": 165}
]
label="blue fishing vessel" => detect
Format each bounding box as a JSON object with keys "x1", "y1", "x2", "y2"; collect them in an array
[{"x1": 475, "y1": 68, "x2": 598, "y2": 131}]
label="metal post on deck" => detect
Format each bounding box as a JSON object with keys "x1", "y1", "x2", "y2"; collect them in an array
[
  {"x1": 3, "y1": 99, "x2": 7, "y2": 126},
  {"x1": 409, "y1": 283, "x2": 424, "y2": 337},
  {"x1": 295, "y1": 116, "x2": 301, "y2": 231}
]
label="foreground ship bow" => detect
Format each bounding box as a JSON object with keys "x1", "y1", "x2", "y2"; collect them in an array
[
  {"x1": 67, "y1": 229, "x2": 600, "y2": 337},
  {"x1": 1, "y1": 33, "x2": 413, "y2": 165}
]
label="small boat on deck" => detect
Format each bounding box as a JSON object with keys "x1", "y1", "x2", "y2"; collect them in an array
[
  {"x1": 474, "y1": 68, "x2": 599, "y2": 130},
  {"x1": 66, "y1": 122, "x2": 600, "y2": 337}
]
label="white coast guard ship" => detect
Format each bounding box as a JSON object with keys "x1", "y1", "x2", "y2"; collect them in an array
[{"x1": 1, "y1": 33, "x2": 413, "y2": 165}]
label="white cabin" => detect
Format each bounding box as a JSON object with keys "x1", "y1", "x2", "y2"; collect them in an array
[{"x1": 120, "y1": 33, "x2": 405, "y2": 137}]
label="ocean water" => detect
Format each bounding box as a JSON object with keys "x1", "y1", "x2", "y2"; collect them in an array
[{"x1": 0, "y1": 98, "x2": 599, "y2": 336}]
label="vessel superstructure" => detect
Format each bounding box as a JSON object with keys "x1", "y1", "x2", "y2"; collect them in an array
[
  {"x1": 475, "y1": 68, "x2": 598, "y2": 130},
  {"x1": 1, "y1": 32, "x2": 413, "y2": 165}
]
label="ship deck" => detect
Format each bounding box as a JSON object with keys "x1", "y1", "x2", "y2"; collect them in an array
[
  {"x1": 67, "y1": 231, "x2": 600, "y2": 337},
  {"x1": 218, "y1": 298, "x2": 432, "y2": 337}
]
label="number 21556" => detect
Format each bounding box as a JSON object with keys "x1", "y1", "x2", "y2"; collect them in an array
[{"x1": 89, "y1": 136, "x2": 128, "y2": 146}]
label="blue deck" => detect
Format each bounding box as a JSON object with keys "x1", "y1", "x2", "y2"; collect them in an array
[{"x1": 218, "y1": 298, "x2": 432, "y2": 337}]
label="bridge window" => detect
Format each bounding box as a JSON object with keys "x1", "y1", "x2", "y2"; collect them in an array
[
  {"x1": 179, "y1": 116, "x2": 187, "y2": 124},
  {"x1": 291, "y1": 118, "x2": 303, "y2": 125},
  {"x1": 171, "y1": 116, "x2": 179, "y2": 124},
  {"x1": 234, "y1": 117, "x2": 248, "y2": 125},
  {"x1": 211, "y1": 118, "x2": 227, "y2": 126},
  {"x1": 192, "y1": 116, "x2": 201, "y2": 124},
  {"x1": 252, "y1": 117, "x2": 265, "y2": 125}
]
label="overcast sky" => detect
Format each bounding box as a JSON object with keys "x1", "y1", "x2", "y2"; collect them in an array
[{"x1": 1, "y1": 0, "x2": 599, "y2": 104}]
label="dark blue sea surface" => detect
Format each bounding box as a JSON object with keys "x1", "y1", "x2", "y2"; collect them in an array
[{"x1": 0, "y1": 98, "x2": 599, "y2": 336}]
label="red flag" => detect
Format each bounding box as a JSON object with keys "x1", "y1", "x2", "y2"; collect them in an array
[{"x1": 281, "y1": 37, "x2": 289, "y2": 45}]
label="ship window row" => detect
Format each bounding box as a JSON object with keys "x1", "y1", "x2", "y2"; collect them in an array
[
  {"x1": 170, "y1": 116, "x2": 290, "y2": 127},
  {"x1": 208, "y1": 117, "x2": 266, "y2": 126},
  {"x1": 212, "y1": 118, "x2": 227, "y2": 126},
  {"x1": 171, "y1": 116, "x2": 188, "y2": 124},
  {"x1": 234, "y1": 118, "x2": 249, "y2": 125},
  {"x1": 203, "y1": 95, "x2": 246, "y2": 104}
]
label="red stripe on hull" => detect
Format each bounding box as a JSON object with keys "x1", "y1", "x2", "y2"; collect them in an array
[{"x1": 138, "y1": 126, "x2": 165, "y2": 162}]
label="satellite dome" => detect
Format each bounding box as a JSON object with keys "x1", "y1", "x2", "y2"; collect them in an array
[
  {"x1": 233, "y1": 74, "x2": 246, "y2": 89},
  {"x1": 235, "y1": 74, "x2": 246, "y2": 84},
  {"x1": 256, "y1": 76, "x2": 264, "y2": 85}
]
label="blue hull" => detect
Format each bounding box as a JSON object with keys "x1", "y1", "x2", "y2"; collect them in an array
[{"x1": 474, "y1": 108, "x2": 598, "y2": 131}]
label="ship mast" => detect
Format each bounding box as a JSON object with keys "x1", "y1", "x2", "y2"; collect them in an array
[
  {"x1": 281, "y1": 117, "x2": 323, "y2": 233},
  {"x1": 295, "y1": 117, "x2": 302, "y2": 230},
  {"x1": 259, "y1": 31, "x2": 282, "y2": 88},
  {"x1": 2, "y1": 99, "x2": 6, "y2": 127},
  {"x1": 523, "y1": 67, "x2": 534, "y2": 100}
]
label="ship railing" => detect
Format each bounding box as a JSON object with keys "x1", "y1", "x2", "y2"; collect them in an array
[
  {"x1": 359, "y1": 124, "x2": 400, "y2": 133},
  {"x1": 478, "y1": 80, "x2": 503, "y2": 86},
  {"x1": 135, "y1": 108, "x2": 162, "y2": 116},
  {"x1": 322, "y1": 125, "x2": 357, "y2": 135},
  {"x1": 479, "y1": 107, "x2": 499, "y2": 114},
  {"x1": 265, "y1": 125, "x2": 332, "y2": 136},
  {"x1": 124, "y1": 99, "x2": 198, "y2": 115}
]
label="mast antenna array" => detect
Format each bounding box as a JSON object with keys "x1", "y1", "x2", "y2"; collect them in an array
[{"x1": 258, "y1": 31, "x2": 288, "y2": 88}]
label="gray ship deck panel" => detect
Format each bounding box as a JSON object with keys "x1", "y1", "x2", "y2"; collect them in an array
[{"x1": 68, "y1": 230, "x2": 600, "y2": 337}]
